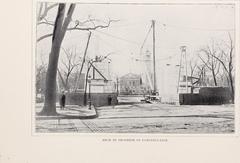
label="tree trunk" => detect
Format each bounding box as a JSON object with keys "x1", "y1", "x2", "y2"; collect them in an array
[
  {"x1": 65, "y1": 75, "x2": 70, "y2": 91},
  {"x1": 41, "y1": 43, "x2": 62, "y2": 115},
  {"x1": 212, "y1": 69, "x2": 217, "y2": 86},
  {"x1": 39, "y1": 4, "x2": 75, "y2": 115},
  {"x1": 229, "y1": 52, "x2": 234, "y2": 103},
  {"x1": 57, "y1": 69, "x2": 67, "y2": 90},
  {"x1": 229, "y1": 72, "x2": 234, "y2": 103}
]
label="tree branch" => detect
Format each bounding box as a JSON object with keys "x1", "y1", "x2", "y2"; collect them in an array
[
  {"x1": 198, "y1": 54, "x2": 211, "y2": 70},
  {"x1": 60, "y1": 4, "x2": 76, "y2": 40},
  {"x1": 208, "y1": 50, "x2": 229, "y2": 74},
  {"x1": 37, "y1": 3, "x2": 44, "y2": 21},
  {"x1": 37, "y1": 21, "x2": 55, "y2": 26},
  {"x1": 38, "y1": 3, "x2": 58, "y2": 21},
  {"x1": 57, "y1": 68, "x2": 67, "y2": 89},
  {"x1": 37, "y1": 33, "x2": 53, "y2": 42},
  {"x1": 37, "y1": 19, "x2": 117, "y2": 42},
  {"x1": 37, "y1": 18, "x2": 55, "y2": 26},
  {"x1": 67, "y1": 19, "x2": 117, "y2": 31},
  {"x1": 215, "y1": 61, "x2": 221, "y2": 76},
  {"x1": 52, "y1": 4, "x2": 65, "y2": 42}
]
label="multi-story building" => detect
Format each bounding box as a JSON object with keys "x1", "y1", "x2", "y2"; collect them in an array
[{"x1": 119, "y1": 73, "x2": 151, "y2": 95}]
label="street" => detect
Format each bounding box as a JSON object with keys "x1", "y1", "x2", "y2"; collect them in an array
[{"x1": 36, "y1": 103, "x2": 234, "y2": 134}]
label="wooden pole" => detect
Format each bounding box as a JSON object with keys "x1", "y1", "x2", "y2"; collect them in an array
[
  {"x1": 74, "y1": 32, "x2": 92, "y2": 91},
  {"x1": 177, "y1": 50, "x2": 183, "y2": 93},
  {"x1": 185, "y1": 49, "x2": 188, "y2": 93},
  {"x1": 152, "y1": 20, "x2": 157, "y2": 93}
]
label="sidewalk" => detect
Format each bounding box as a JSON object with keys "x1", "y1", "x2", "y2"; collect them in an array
[
  {"x1": 35, "y1": 104, "x2": 98, "y2": 120},
  {"x1": 97, "y1": 103, "x2": 234, "y2": 120}
]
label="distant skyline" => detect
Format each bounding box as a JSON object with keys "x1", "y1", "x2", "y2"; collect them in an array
[{"x1": 37, "y1": 2, "x2": 235, "y2": 78}]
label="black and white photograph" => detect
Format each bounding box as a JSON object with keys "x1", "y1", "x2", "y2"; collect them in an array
[{"x1": 35, "y1": 1, "x2": 236, "y2": 134}]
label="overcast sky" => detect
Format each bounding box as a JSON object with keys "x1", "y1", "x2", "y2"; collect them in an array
[{"x1": 37, "y1": 2, "x2": 235, "y2": 79}]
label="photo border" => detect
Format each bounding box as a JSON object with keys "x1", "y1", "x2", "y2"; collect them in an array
[{"x1": 32, "y1": 0, "x2": 240, "y2": 138}]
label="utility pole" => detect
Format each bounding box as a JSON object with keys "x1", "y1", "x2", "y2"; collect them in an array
[
  {"x1": 88, "y1": 75, "x2": 92, "y2": 110},
  {"x1": 116, "y1": 77, "x2": 119, "y2": 95},
  {"x1": 74, "y1": 32, "x2": 92, "y2": 91},
  {"x1": 177, "y1": 46, "x2": 188, "y2": 93},
  {"x1": 152, "y1": 20, "x2": 157, "y2": 93},
  {"x1": 177, "y1": 49, "x2": 183, "y2": 93},
  {"x1": 185, "y1": 48, "x2": 188, "y2": 93}
]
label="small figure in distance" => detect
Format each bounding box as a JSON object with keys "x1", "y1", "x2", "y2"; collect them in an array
[
  {"x1": 108, "y1": 95, "x2": 112, "y2": 106},
  {"x1": 60, "y1": 91, "x2": 66, "y2": 110}
]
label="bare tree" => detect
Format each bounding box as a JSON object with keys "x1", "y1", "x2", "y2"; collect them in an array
[
  {"x1": 188, "y1": 56, "x2": 209, "y2": 93},
  {"x1": 58, "y1": 47, "x2": 80, "y2": 91},
  {"x1": 195, "y1": 64, "x2": 207, "y2": 86},
  {"x1": 189, "y1": 59, "x2": 198, "y2": 93},
  {"x1": 37, "y1": 3, "x2": 58, "y2": 22},
  {"x1": 208, "y1": 33, "x2": 235, "y2": 102},
  {"x1": 37, "y1": 3, "x2": 116, "y2": 115},
  {"x1": 37, "y1": 14, "x2": 117, "y2": 42},
  {"x1": 36, "y1": 60, "x2": 47, "y2": 95},
  {"x1": 39, "y1": 3, "x2": 76, "y2": 115},
  {"x1": 198, "y1": 40, "x2": 221, "y2": 86}
]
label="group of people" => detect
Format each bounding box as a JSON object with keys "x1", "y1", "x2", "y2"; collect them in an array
[{"x1": 59, "y1": 91, "x2": 116, "y2": 109}]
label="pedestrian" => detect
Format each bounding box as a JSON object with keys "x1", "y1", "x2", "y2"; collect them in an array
[
  {"x1": 108, "y1": 95, "x2": 112, "y2": 106},
  {"x1": 60, "y1": 91, "x2": 66, "y2": 110}
]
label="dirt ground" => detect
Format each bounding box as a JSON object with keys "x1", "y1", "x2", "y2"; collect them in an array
[{"x1": 35, "y1": 103, "x2": 234, "y2": 134}]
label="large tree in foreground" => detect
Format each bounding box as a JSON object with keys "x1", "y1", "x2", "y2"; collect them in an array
[
  {"x1": 37, "y1": 3, "x2": 117, "y2": 115},
  {"x1": 39, "y1": 4, "x2": 75, "y2": 115}
]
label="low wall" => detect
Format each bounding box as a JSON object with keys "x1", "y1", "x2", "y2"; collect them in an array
[
  {"x1": 179, "y1": 87, "x2": 231, "y2": 105},
  {"x1": 64, "y1": 92, "x2": 118, "y2": 107}
]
